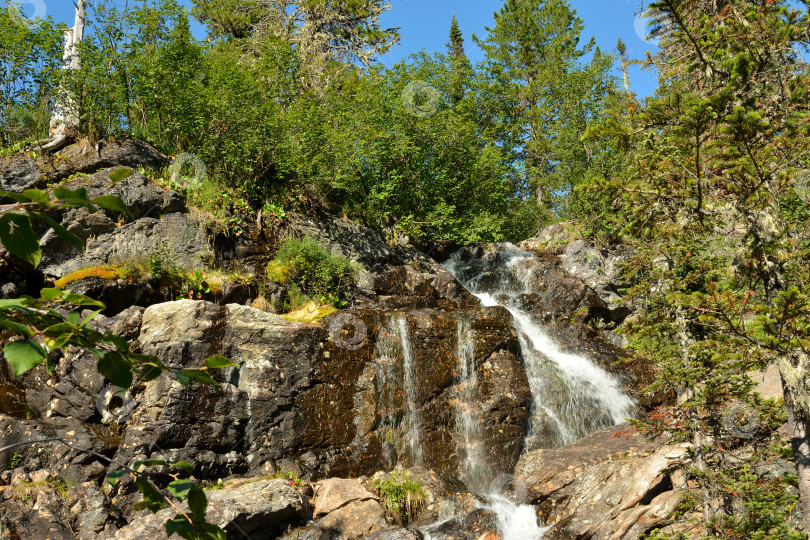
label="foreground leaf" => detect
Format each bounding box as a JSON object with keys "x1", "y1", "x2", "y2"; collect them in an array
[
  {"x1": 0, "y1": 213, "x2": 41, "y2": 267},
  {"x1": 4, "y1": 340, "x2": 47, "y2": 375}
]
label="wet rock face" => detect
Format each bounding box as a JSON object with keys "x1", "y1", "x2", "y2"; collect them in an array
[
  {"x1": 447, "y1": 244, "x2": 611, "y2": 323},
  {"x1": 515, "y1": 425, "x2": 689, "y2": 540}
]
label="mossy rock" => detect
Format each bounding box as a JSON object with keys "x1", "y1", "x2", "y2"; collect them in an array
[{"x1": 54, "y1": 265, "x2": 126, "y2": 288}]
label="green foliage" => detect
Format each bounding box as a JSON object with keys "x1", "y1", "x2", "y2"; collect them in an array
[
  {"x1": 267, "y1": 236, "x2": 357, "y2": 308},
  {"x1": 0, "y1": 3, "x2": 64, "y2": 146},
  {"x1": 373, "y1": 471, "x2": 425, "y2": 525},
  {"x1": 107, "y1": 460, "x2": 226, "y2": 540}
]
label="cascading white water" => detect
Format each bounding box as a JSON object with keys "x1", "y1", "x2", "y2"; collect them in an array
[
  {"x1": 396, "y1": 314, "x2": 423, "y2": 466},
  {"x1": 445, "y1": 245, "x2": 635, "y2": 450},
  {"x1": 449, "y1": 314, "x2": 548, "y2": 539},
  {"x1": 440, "y1": 244, "x2": 635, "y2": 539},
  {"x1": 454, "y1": 318, "x2": 487, "y2": 493},
  {"x1": 373, "y1": 314, "x2": 424, "y2": 466}
]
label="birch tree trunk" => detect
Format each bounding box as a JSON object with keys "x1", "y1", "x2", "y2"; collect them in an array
[{"x1": 40, "y1": 0, "x2": 87, "y2": 151}]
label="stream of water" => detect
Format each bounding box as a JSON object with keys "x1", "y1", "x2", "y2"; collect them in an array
[{"x1": 374, "y1": 245, "x2": 634, "y2": 539}]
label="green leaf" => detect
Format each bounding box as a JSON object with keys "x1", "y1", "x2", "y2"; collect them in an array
[
  {"x1": 0, "y1": 190, "x2": 31, "y2": 203},
  {"x1": 106, "y1": 469, "x2": 129, "y2": 486},
  {"x1": 194, "y1": 523, "x2": 227, "y2": 540},
  {"x1": 101, "y1": 333, "x2": 130, "y2": 352},
  {"x1": 42, "y1": 322, "x2": 75, "y2": 337},
  {"x1": 135, "y1": 476, "x2": 165, "y2": 512},
  {"x1": 22, "y1": 189, "x2": 50, "y2": 205},
  {"x1": 53, "y1": 186, "x2": 90, "y2": 206},
  {"x1": 132, "y1": 499, "x2": 163, "y2": 513},
  {"x1": 38, "y1": 213, "x2": 84, "y2": 251},
  {"x1": 0, "y1": 319, "x2": 32, "y2": 335},
  {"x1": 181, "y1": 369, "x2": 220, "y2": 389},
  {"x1": 187, "y1": 486, "x2": 208, "y2": 521},
  {"x1": 167, "y1": 479, "x2": 196, "y2": 501},
  {"x1": 141, "y1": 364, "x2": 163, "y2": 382},
  {"x1": 0, "y1": 213, "x2": 42, "y2": 267},
  {"x1": 62, "y1": 293, "x2": 105, "y2": 307},
  {"x1": 92, "y1": 195, "x2": 132, "y2": 217},
  {"x1": 175, "y1": 371, "x2": 191, "y2": 386},
  {"x1": 203, "y1": 355, "x2": 238, "y2": 369},
  {"x1": 165, "y1": 517, "x2": 196, "y2": 538},
  {"x1": 108, "y1": 168, "x2": 132, "y2": 184},
  {"x1": 134, "y1": 459, "x2": 166, "y2": 472},
  {"x1": 66, "y1": 312, "x2": 80, "y2": 326},
  {"x1": 170, "y1": 461, "x2": 194, "y2": 475},
  {"x1": 4, "y1": 340, "x2": 47, "y2": 376},
  {"x1": 98, "y1": 351, "x2": 133, "y2": 389},
  {"x1": 81, "y1": 309, "x2": 104, "y2": 325},
  {"x1": 40, "y1": 287, "x2": 65, "y2": 301}
]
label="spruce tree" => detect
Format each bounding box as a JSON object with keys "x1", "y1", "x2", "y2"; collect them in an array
[
  {"x1": 446, "y1": 14, "x2": 465, "y2": 58},
  {"x1": 591, "y1": 0, "x2": 810, "y2": 534}
]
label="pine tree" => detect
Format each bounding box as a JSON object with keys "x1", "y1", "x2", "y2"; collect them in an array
[
  {"x1": 592, "y1": 0, "x2": 810, "y2": 533},
  {"x1": 191, "y1": 0, "x2": 399, "y2": 91},
  {"x1": 473, "y1": 0, "x2": 620, "y2": 226},
  {"x1": 446, "y1": 14, "x2": 465, "y2": 58}
]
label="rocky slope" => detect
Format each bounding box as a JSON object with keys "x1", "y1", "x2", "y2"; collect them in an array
[{"x1": 1, "y1": 141, "x2": 683, "y2": 539}]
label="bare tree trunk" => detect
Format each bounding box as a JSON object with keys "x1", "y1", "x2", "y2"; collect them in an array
[
  {"x1": 36, "y1": 0, "x2": 87, "y2": 152},
  {"x1": 778, "y1": 354, "x2": 810, "y2": 533}
]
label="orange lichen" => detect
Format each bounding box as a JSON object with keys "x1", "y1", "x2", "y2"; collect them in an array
[{"x1": 55, "y1": 265, "x2": 125, "y2": 288}]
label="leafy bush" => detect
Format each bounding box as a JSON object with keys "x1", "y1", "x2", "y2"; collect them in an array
[
  {"x1": 267, "y1": 236, "x2": 357, "y2": 307},
  {"x1": 373, "y1": 471, "x2": 425, "y2": 525}
]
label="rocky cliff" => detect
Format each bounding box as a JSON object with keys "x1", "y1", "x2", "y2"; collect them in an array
[{"x1": 0, "y1": 141, "x2": 686, "y2": 539}]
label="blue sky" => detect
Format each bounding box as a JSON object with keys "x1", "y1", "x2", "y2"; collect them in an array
[{"x1": 26, "y1": 0, "x2": 661, "y2": 96}]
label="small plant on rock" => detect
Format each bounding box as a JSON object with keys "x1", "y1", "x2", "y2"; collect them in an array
[{"x1": 373, "y1": 471, "x2": 425, "y2": 525}]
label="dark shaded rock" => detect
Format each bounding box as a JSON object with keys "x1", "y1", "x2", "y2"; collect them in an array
[
  {"x1": 360, "y1": 529, "x2": 424, "y2": 540},
  {"x1": 421, "y1": 508, "x2": 498, "y2": 539},
  {"x1": 0, "y1": 155, "x2": 41, "y2": 191},
  {"x1": 69, "y1": 481, "x2": 114, "y2": 538},
  {"x1": 0, "y1": 493, "x2": 74, "y2": 540},
  {"x1": 289, "y1": 216, "x2": 396, "y2": 268}
]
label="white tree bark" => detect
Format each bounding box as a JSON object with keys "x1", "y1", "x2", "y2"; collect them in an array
[{"x1": 41, "y1": 0, "x2": 87, "y2": 151}]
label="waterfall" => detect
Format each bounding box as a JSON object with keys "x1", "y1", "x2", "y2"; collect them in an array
[
  {"x1": 454, "y1": 318, "x2": 486, "y2": 493},
  {"x1": 449, "y1": 315, "x2": 548, "y2": 539},
  {"x1": 373, "y1": 314, "x2": 423, "y2": 467},
  {"x1": 396, "y1": 314, "x2": 423, "y2": 466},
  {"x1": 445, "y1": 245, "x2": 635, "y2": 450},
  {"x1": 436, "y1": 244, "x2": 635, "y2": 539}
]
